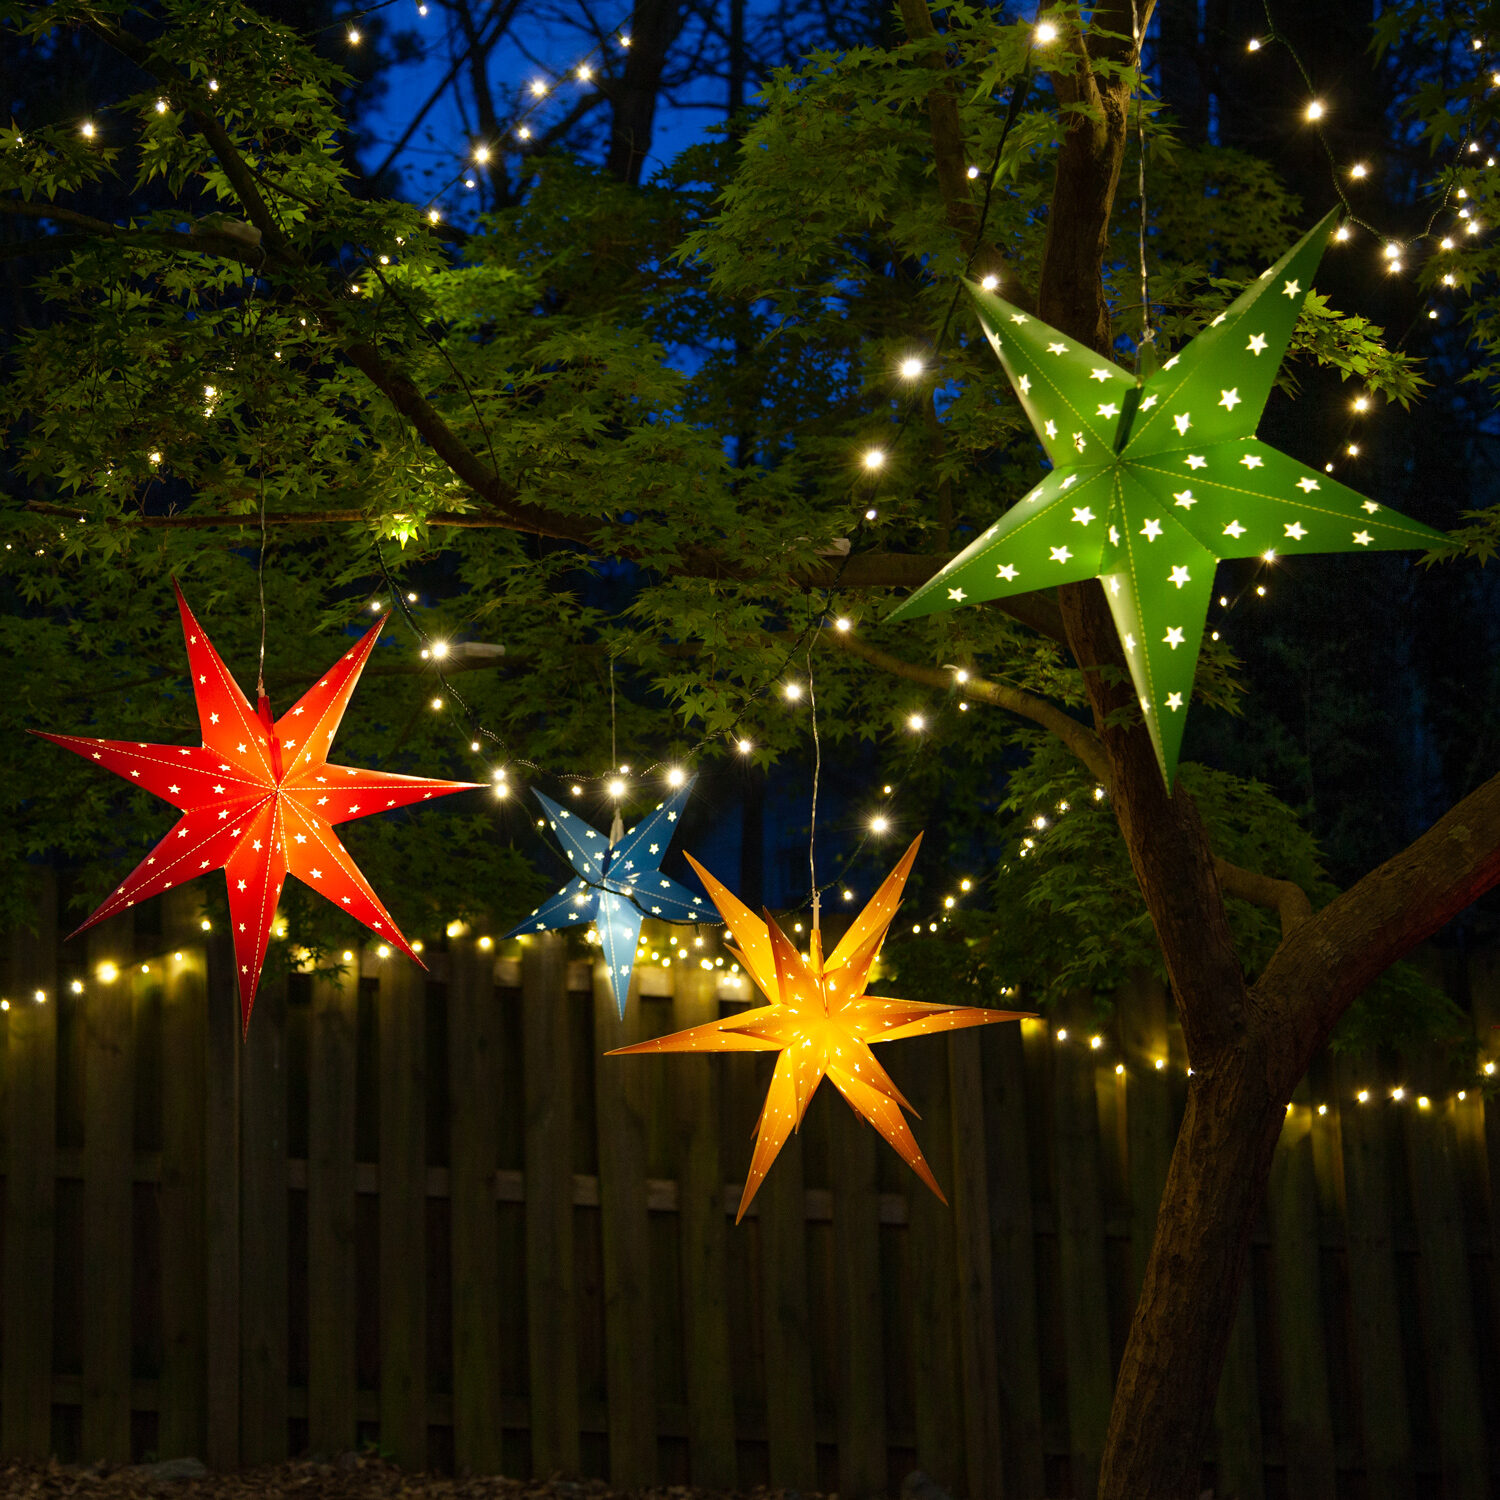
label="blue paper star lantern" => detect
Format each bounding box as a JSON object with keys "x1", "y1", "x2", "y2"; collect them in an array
[{"x1": 505, "y1": 777, "x2": 707, "y2": 1015}]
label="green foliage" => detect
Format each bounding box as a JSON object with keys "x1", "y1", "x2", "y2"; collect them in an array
[{"x1": 0, "y1": 0, "x2": 1472, "y2": 1047}]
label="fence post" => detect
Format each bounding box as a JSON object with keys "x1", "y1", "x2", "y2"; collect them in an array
[
  {"x1": 1, "y1": 869, "x2": 57, "y2": 1460},
  {"x1": 670, "y1": 967, "x2": 737, "y2": 1489},
  {"x1": 522, "y1": 935, "x2": 580, "y2": 1475},
  {"x1": 1266, "y1": 1097, "x2": 1337, "y2": 1500},
  {"x1": 907, "y1": 1036, "x2": 964, "y2": 1494},
  {"x1": 949, "y1": 1031, "x2": 1004, "y2": 1500},
  {"x1": 378, "y1": 955, "x2": 427, "y2": 1469},
  {"x1": 158, "y1": 895, "x2": 208, "y2": 1461},
  {"x1": 448, "y1": 937, "x2": 503, "y2": 1473},
  {"x1": 757, "y1": 1073, "x2": 818, "y2": 1492},
  {"x1": 239, "y1": 969, "x2": 288, "y2": 1463},
  {"x1": 594, "y1": 965, "x2": 657, "y2": 1487},
  {"x1": 831, "y1": 1085, "x2": 885, "y2": 1500},
  {"x1": 203, "y1": 927, "x2": 241, "y2": 1469},
  {"x1": 1406, "y1": 1098, "x2": 1486, "y2": 1500},
  {"x1": 1051, "y1": 1021, "x2": 1113, "y2": 1500},
  {"x1": 307, "y1": 967, "x2": 358, "y2": 1457},
  {"x1": 81, "y1": 912, "x2": 135, "y2": 1463},
  {"x1": 984, "y1": 1019, "x2": 1044, "y2": 1498},
  {"x1": 1337, "y1": 1053, "x2": 1412, "y2": 1500}
]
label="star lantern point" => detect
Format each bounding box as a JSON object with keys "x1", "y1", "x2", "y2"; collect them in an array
[
  {"x1": 505, "y1": 778, "x2": 701, "y2": 1017},
  {"x1": 33, "y1": 582, "x2": 481, "y2": 1034},
  {"x1": 887, "y1": 210, "x2": 1444, "y2": 784},
  {"x1": 608, "y1": 835, "x2": 1031, "y2": 1221}
]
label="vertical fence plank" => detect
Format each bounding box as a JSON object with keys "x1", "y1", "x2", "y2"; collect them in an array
[
  {"x1": 831, "y1": 1098, "x2": 884, "y2": 1500},
  {"x1": 81, "y1": 914, "x2": 134, "y2": 1462},
  {"x1": 984, "y1": 1020, "x2": 1045, "y2": 1499},
  {"x1": 1266, "y1": 1103, "x2": 1337, "y2": 1500},
  {"x1": 448, "y1": 938, "x2": 503, "y2": 1473},
  {"x1": 1337, "y1": 1057, "x2": 1412, "y2": 1500},
  {"x1": 1, "y1": 872, "x2": 57, "y2": 1460},
  {"x1": 158, "y1": 903, "x2": 207, "y2": 1460},
  {"x1": 378, "y1": 957, "x2": 426, "y2": 1469},
  {"x1": 757, "y1": 1110, "x2": 818, "y2": 1491},
  {"x1": 907, "y1": 1038, "x2": 964, "y2": 1494},
  {"x1": 203, "y1": 931, "x2": 241, "y2": 1469},
  {"x1": 1406, "y1": 1099, "x2": 1486, "y2": 1500},
  {"x1": 593, "y1": 967, "x2": 656, "y2": 1486},
  {"x1": 949, "y1": 1031, "x2": 1005, "y2": 1499},
  {"x1": 1212, "y1": 1281, "x2": 1264, "y2": 1500},
  {"x1": 1052, "y1": 1028, "x2": 1113, "y2": 1500},
  {"x1": 671, "y1": 969, "x2": 736, "y2": 1489},
  {"x1": 240, "y1": 972, "x2": 288, "y2": 1463},
  {"x1": 522, "y1": 936, "x2": 580, "y2": 1476},
  {"x1": 308, "y1": 969, "x2": 358, "y2": 1457},
  {"x1": 1120, "y1": 974, "x2": 1173, "y2": 1301}
]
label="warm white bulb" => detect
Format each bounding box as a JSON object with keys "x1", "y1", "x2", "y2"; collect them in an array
[
  {"x1": 97, "y1": 961, "x2": 119, "y2": 984},
  {"x1": 473, "y1": 144, "x2": 491, "y2": 164},
  {"x1": 834, "y1": 615, "x2": 851, "y2": 632},
  {"x1": 1035, "y1": 20, "x2": 1058, "y2": 43},
  {"x1": 784, "y1": 682, "x2": 802, "y2": 700},
  {"x1": 1247, "y1": 36, "x2": 1261, "y2": 51},
  {"x1": 863, "y1": 447, "x2": 886, "y2": 470},
  {"x1": 1350, "y1": 162, "x2": 1368, "y2": 179},
  {"x1": 532, "y1": 79, "x2": 548, "y2": 96},
  {"x1": 736, "y1": 738, "x2": 752, "y2": 753},
  {"x1": 81, "y1": 121, "x2": 95, "y2": 138},
  {"x1": 347, "y1": 27, "x2": 361, "y2": 44},
  {"x1": 667, "y1": 767, "x2": 687, "y2": 787},
  {"x1": 517, "y1": 126, "x2": 531, "y2": 141},
  {"x1": 608, "y1": 778, "x2": 625, "y2": 797},
  {"x1": 1384, "y1": 241, "x2": 1401, "y2": 258},
  {"x1": 965, "y1": 165, "x2": 979, "y2": 180},
  {"x1": 1305, "y1": 99, "x2": 1324, "y2": 121},
  {"x1": 870, "y1": 814, "x2": 890, "y2": 834},
  {"x1": 1334, "y1": 224, "x2": 1351, "y2": 241},
  {"x1": 431, "y1": 696, "x2": 444, "y2": 710},
  {"x1": 907, "y1": 713, "x2": 926, "y2": 731},
  {"x1": 155, "y1": 98, "x2": 169, "y2": 114},
  {"x1": 427, "y1": 209, "x2": 440, "y2": 224},
  {"x1": 1353, "y1": 395, "x2": 1369, "y2": 412},
  {"x1": 431, "y1": 640, "x2": 449, "y2": 659},
  {"x1": 377, "y1": 944, "x2": 390, "y2": 958},
  {"x1": 899, "y1": 356, "x2": 924, "y2": 378},
  {"x1": 980, "y1": 273, "x2": 999, "y2": 291},
  {"x1": 577, "y1": 64, "x2": 593, "y2": 81}
]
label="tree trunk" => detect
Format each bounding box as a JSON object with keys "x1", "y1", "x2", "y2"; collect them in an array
[
  {"x1": 1101, "y1": 1045, "x2": 1286, "y2": 1496},
  {"x1": 605, "y1": 0, "x2": 688, "y2": 185}
]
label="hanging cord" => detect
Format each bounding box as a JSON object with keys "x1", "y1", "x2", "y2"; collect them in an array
[
  {"x1": 1132, "y1": 0, "x2": 1154, "y2": 365},
  {"x1": 255, "y1": 469, "x2": 269, "y2": 697},
  {"x1": 805, "y1": 617, "x2": 823, "y2": 937}
]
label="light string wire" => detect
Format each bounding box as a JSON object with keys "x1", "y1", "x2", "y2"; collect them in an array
[{"x1": 806, "y1": 612, "x2": 823, "y2": 931}]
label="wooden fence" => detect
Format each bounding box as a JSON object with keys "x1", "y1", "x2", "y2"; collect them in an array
[{"x1": 2, "y1": 872, "x2": 1499, "y2": 1499}]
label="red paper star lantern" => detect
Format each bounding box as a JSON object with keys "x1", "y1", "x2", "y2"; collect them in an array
[{"x1": 34, "y1": 582, "x2": 479, "y2": 1032}]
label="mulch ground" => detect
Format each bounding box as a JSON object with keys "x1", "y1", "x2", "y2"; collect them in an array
[{"x1": 0, "y1": 1459, "x2": 842, "y2": 1500}]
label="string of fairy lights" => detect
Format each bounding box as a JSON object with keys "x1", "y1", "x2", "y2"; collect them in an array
[{"x1": 10, "y1": 8, "x2": 1497, "y2": 1114}]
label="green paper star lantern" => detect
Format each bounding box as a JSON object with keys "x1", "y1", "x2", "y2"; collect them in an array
[{"x1": 889, "y1": 210, "x2": 1444, "y2": 785}]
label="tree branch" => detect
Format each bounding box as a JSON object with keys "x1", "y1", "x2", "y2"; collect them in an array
[
  {"x1": 827, "y1": 627, "x2": 1108, "y2": 781},
  {"x1": 1212, "y1": 857, "x2": 1312, "y2": 939},
  {"x1": 1259, "y1": 768, "x2": 1500, "y2": 1045}
]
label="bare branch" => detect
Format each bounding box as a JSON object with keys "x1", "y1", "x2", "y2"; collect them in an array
[{"x1": 1212, "y1": 857, "x2": 1312, "y2": 939}]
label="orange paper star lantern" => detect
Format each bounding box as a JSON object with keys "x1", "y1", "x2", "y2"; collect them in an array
[{"x1": 609, "y1": 834, "x2": 1031, "y2": 1220}]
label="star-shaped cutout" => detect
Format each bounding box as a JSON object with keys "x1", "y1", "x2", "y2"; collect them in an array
[
  {"x1": 889, "y1": 210, "x2": 1444, "y2": 783},
  {"x1": 505, "y1": 778, "x2": 701, "y2": 1017},
  {"x1": 34, "y1": 583, "x2": 480, "y2": 1032},
  {"x1": 608, "y1": 837, "x2": 1028, "y2": 1221}
]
